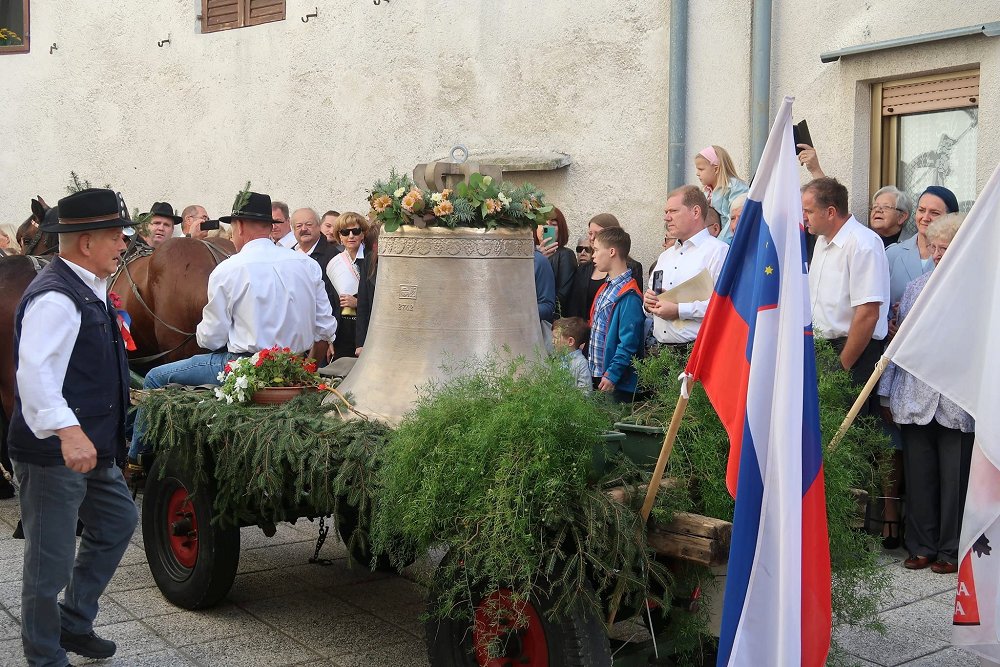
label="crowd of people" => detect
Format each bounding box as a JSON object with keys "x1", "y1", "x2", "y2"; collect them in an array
[{"x1": 2, "y1": 140, "x2": 976, "y2": 664}]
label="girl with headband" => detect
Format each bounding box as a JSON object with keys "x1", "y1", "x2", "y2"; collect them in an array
[{"x1": 694, "y1": 145, "x2": 749, "y2": 244}]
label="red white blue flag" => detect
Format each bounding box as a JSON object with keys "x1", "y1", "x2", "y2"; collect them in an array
[{"x1": 685, "y1": 96, "x2": 831, "y2": 667}]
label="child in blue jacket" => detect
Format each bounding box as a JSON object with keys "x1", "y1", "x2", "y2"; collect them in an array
[{"x1": 588, "y1": 227, "x2": 645, "y2": 401}]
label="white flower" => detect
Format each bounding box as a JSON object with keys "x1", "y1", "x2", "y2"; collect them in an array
[
  {"x1": 235, "y1": 375, "x2": 249, "y2": 390},
  {"x1": 497, "y1": 192, "x2": 510, "y2": 206},
  {"x1": 394, "y1": 187, "x2": 405, "y2": 198},
  {"x1": 217, "y1": 371, "x2": 226, "y2": 382},
  {"x1": 249, "y1": 352, "x2": 260, "y2": 365},
  {"x1": 430, "y1": 192, "x2": 444, "y2": 203},
  {"x1": 225, "y1": 394, "x2": 234, "y2": 404},
  {"x1": 214, "y1": 387, "x2": 225, "y2": 400}
]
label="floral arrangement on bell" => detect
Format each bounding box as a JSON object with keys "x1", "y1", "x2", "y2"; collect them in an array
[
  {"x1": 369, "y1": 170, "x2": 552, "y2": 232},
  {"x1": 214, "y1": 346, "x2": 323, "y2": 404}
]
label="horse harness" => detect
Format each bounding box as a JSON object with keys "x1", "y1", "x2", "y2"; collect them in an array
[{"x1": 117, "y1": 239, "x2": 232, "y2": 366}]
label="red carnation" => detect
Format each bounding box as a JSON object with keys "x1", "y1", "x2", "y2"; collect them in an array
[
  {"x1": 224, "y1": 363, "x2": 232, "y2": 373},
  {"x1": 305, "y1": 363, "x2": 317, "y2": 373},
  {"x1": 318, "y1": 383, "x2": 328, "y2": 391}
]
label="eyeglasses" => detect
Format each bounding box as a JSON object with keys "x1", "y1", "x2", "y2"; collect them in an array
[
  {"x1": 339, "y1": 227, "x2": 364, "y2": 237},
  {"x1": 870, "y1": 205, "x2": 905, "y2": 214},
  {"x1": 576, "y1": 246, "x2": 591, "y2": 253}
]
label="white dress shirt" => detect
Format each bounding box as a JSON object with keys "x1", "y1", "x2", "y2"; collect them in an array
[
  {"x1": 197, "y1": 238, "x2": 338, "y2": 353},
  {"x1": 649, "y1": 229, "x2": 729, "y2": 343},
  {"x1": 276, "y1": 230, "x2": 296, "y2": 248},
  {"x1": 16, "y1": 259, "x2": 109, "y2": 439},
  {"x1": 326, "y1": 244, "x2": 365, "y2": 298},
  {"x1": 808, "y1": 216, "x2": 890, "y2": 340}
]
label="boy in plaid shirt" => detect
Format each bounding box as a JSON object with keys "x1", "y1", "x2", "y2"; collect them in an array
[{"x1": 588, "y1": 227, "x2": 645, "y2": 401}]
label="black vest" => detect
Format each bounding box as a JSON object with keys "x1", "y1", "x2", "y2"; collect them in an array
[{"x1": 7, "y1": 257, "x2": 130, "y2": 466}]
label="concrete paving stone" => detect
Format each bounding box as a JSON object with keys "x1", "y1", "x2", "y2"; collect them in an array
[
  {"x1": 880, "y1": 596, "x2": 956, "y2": 644},
  {"x1": 0, "y1": 581, "x2": 19, "y2": 611},
  {"x1": 93, "y1": 596, "x2": 136, "y2": 628},
  {"x1": 181, "y1": 629, "x2": 319, "y2": 666},
  {"x1": 0, "y1": 637, "x2": 24, "y2": 667},
  {"x1": 286, "y1": 559, "x2": 391, "y2": 589},
  {"x1": 226, "y1": 568, "x2": 313, "y2": 605},
  {"x1": 328, "y1": 638, "x2": 429, "y2": 667},
  {"x1": 880, "y1": 565, "x2": 958, "y2": 611},
  {"x1": 306, "y1": 613, "x2": 413, "y2": 657},
  {"x1": 0, "y1": 559, "x2": 21, "y2": 584},
  {"x1": 108, "y1": 586, "x2": 187, "y2": 619},
  {"x1": 76, "y1": 648, "x2": 199, "y2": 666},
  {"x1": 105, "y1": 562, "x2": 158, "y2": 594},
  {"x1": 117, "y1": 542, "x2": 149, "y2": 568},
  {"x1": 0, "y1": 608, "x2": 18, "y2": 641},
  {"x1": 329, "y1": 577, "x2": 426, "y2": 613},
  {"x1": 86, "y1": 619, "x2": 168, "y2": 659},
  {"x1": 927, "y1": 590, "x2": 956, "y2": 609},
  {"x1": 240, "y1": 522, "x2": 315, "y2": 550},
  {"x1": 368, "y1": 601, "x2": 426, "y2": 640},
  {"x1": 239, "y1": 591, "x2": 366, "y2": 644},
  {"x1": 833, "y1": 623, "x2": 948, "y2": 666},
  {"x1": 238, "y1": 539, "x2": 342, "y2": 575},
  {"x1": 899, "y1": 646, "x2": 981, "y2": 666},
  {"x1": 0, "y1": 540, "x2": 23, "y2": 562},
  {"x1": 143, "y1": 602, "x2": 271, "y2": 647}
]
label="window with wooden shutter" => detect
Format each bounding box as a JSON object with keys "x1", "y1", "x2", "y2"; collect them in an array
[
  {"x1": 202, "y1": 0, "x2": 285, "y2": 34},
  {"x1": 0, "y1": 0, "x2": 29, "y2": 55},
  {"x1": 870, "y1": 69, "x2": 980, "y2": 226}
]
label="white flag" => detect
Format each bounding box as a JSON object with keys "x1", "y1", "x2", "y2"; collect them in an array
[{"x1": 883, "y1": 162, "x2": 1000, "y2": 660}]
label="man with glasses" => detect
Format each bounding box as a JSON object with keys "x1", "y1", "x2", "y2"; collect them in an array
[
  {"x1": 868, "y1": 186, "x2": 912, "y2": 248},
  {"x1": 270, "y1": 201, "x2": 295, "y2": 248},
  {"x1": 575, "y1": 236, "x2": 592, "y2": 266}
]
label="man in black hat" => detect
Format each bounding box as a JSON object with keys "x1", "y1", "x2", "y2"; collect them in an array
[
  {"x1": 139, "y1": 201, "x2": 181, "y2": 248},
  {"x1": 128, "y1": 190, "x2": 337, "y2": 462},
  {"x1": 7, "y1": 188, "x2": 139, "y2": 666}
]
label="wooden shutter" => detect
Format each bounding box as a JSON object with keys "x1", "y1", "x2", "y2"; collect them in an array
[
  {"x1": 881, "y1": 73, "x2": 980, "y2": 116},
  {"x1": 202, "y1": 0, "x2": 243, "y2": 33},
  {"x1": 247, "y1": 0, "x2": 285, "y2": 27},
  {"x1": 201, "y1": 0, "x2": 284, "y2": 33}
]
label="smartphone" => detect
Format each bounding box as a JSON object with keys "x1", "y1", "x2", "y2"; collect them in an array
[
  {"x1": 652, "y1": 269, "x2": 664, "y2": 294},
  {"x1": 202, "y1": 219, "x2": 221, "y2": 231},
  {"x1": 541, "y1": 225, "x2": 557, "y2": 245},
  {"x1": 792, "y1": 119, "x2": 813, "y2": 155}
]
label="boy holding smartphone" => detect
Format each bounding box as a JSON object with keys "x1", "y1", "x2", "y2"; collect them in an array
[{"x1": 588, "y1": 227, "x2": 644, "y2": 401}]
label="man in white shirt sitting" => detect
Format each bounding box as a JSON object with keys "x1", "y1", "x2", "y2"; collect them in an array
[
  {"x1": 803, "y1": 177, "x2": 889, "y2": 397},
  {"x1": 128, "y1": 191, "x2": 337, "y2": 464},
  {"x1": 643, "y1": 185, "x2": 729, "y2": 349}
]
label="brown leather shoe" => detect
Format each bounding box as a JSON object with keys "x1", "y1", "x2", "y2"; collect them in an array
[
  {"x1": 931, "y1": 560, "x2": 958, "y2": 574},
  {"x1": 904, "y1": 555, "x2": 933, "y2": 570}
]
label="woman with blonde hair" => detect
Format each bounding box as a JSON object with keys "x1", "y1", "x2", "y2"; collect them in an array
[
  {"x1": 327, "y1": 212, "x2": 370, "y2": 359},
  {"x1": 694, "y1": 145, "x2": 749, "y2": 244}
]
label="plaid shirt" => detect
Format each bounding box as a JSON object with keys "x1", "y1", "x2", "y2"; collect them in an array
[{"x1": 589, "y1": 269, "x2": 633, "y2": 379}]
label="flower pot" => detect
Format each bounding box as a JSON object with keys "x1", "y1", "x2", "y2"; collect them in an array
[
  {"x1": 590, "y1": 431, "x2": 626, "y2": 479},
  {"x1": 251, "y1": 386, "x2": 313, "y2": 405},
  {"x1": 613, "y1": 422, "x2": 668, "y2": 469}
]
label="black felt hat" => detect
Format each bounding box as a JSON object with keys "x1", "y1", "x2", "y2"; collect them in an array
[
  {"x1": 219, "y1": 191, "x2": 279, "y2": 224},
  {"x1": 147, "y1": 201, "x2": 182, "y2": 225},
  {"x1": 45, "y1": 189, "x2": 135, "y2": 234}
]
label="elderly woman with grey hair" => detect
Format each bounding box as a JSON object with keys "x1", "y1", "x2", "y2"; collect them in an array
[{"x1": 878, "y1": 213, "x2": 973, "y2": 574}]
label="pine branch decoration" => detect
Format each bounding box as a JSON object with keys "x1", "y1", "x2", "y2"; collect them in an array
[{"x1": 232, "y1": 181, "x2": 252, "y2": 213}]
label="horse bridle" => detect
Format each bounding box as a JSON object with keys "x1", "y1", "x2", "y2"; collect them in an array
[{"x1": 117, "y1": 239, "x2": 232, "y2": 365}]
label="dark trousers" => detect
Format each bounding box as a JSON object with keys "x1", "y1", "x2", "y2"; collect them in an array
[
  {"x1": 12, "y1": 461, "x2": 138, "y2": 666},
  {"x1": 901, "y1": 422, "x2": 974, "y2": 563},
  {"x1": 830, "y1": 336, "x2": 883, "y2": 417},
  {"x1": 334, "y1": 315, "x2": 357, "y2": 360}
]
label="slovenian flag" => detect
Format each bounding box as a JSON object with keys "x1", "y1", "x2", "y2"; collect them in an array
[
  {"x1": 116, "y1": 308, "x2": 137, "y2": 352},
  {"x1": 685, "y1": 96, "x2": 831, "y2": 667}
]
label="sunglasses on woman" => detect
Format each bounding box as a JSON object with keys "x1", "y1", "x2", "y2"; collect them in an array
[
  {"x1": 576, "y1": 246, "x2": 591, "y2": 253},
  {"x1": 339, "y1": 227, "x2": 364, "y2": 237}
]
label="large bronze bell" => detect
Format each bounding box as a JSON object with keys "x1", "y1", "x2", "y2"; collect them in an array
[{"x1": 333, "y1": 225, "x2": 544, "y2": 424}]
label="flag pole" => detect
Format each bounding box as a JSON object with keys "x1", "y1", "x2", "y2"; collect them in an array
[
  {"x1": 607, "y1": 386, "x2": 691, "y2": 625},
  {"x1": 828, "y1": 356, "x2": 889, "y2": 450}
]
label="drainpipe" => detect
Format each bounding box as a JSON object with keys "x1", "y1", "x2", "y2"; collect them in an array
[
  {"x1": 749, "y1": 0, "x2": 773, "y2": 174},
  {"x1": 667, "y1": 0, "x2": 688, "y2": 190}
]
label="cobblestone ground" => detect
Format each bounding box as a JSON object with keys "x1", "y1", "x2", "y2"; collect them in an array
[{"x1": 0, "y1": 494, "x2": 986, "y2": 666}]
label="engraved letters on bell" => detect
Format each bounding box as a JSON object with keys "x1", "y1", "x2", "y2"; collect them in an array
[{"x1": 332, "y1": 225, "x2": 544, "y2": 424}]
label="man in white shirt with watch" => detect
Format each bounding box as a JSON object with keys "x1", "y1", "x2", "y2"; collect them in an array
[
  {"x1": 129, "y1": 190, "x2": 337, "y2": 464},
  {"x1": 803, "y1": 177, "x2": 889, "y2": 399},
  {"x1": 644, "y1": 185, "x2": 729, "y2": 348}
]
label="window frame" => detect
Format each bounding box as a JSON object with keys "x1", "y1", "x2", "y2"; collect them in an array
[
  {"x1": 201, "y1": 0, "x2": 285, "y2": 35},
  {"x1": 0, "y1": 0, "x2": 29, "y2": 55},
  {"x1": 869, "y1": 69, "x2": 980, "y2": 201}
]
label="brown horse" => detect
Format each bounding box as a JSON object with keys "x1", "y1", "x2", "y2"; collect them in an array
[
  {"x1": 110, "y1": 236, "x2": 234, "y2": 371},
  {"x1": 0, "y1": 200, "x2": 232, "y2": 494}
]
